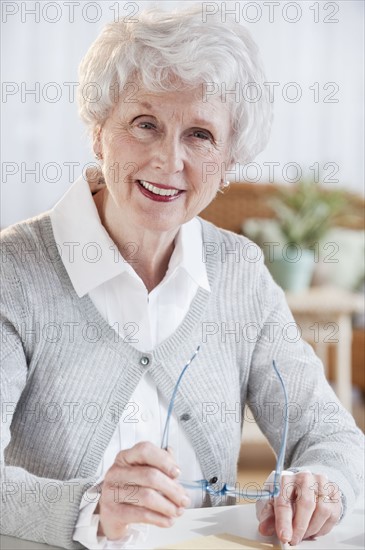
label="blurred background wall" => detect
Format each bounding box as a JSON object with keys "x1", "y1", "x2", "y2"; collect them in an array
[{"x1": 1, "y1": 0, "x2": 364, "y2": 228}]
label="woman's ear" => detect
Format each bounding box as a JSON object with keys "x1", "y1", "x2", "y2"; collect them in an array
[
  {"x1": 89, "y1": 124, "x2": 106, "y2": 193},
  {"x1": 92, "y1": 125, "x2": 103, "y2": 160},
  {"x1": 221, "y1": 158, "x2": 235, "y2": 184}
]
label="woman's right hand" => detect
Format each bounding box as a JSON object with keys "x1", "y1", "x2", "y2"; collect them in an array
[{"x1": 95, "y1": 441, "x2": 191, "y2": 541}]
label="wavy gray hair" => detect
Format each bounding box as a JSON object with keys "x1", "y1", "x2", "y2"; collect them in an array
[{"x1": 77, "y1": 4, "x2": 272, "y2": 165}]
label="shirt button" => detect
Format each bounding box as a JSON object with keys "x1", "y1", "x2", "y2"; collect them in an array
[
  {"x1": 141, "y1": 411, "x2": 151, "y2": 422},
  {"x1": 140, "y1": 356, "x2": 150, "y2": 367},
  {"x1": 209, "y1": 476, "x2": 218, "y2": 484},
  {"x1": 180, "y1": 413, "x2": 191, "y2": 421}
]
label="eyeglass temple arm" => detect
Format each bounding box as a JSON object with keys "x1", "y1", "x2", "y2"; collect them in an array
[
  {"x1": 272, "y1": 359, "x2": 289, "y2": 495},
  {"x1": 160, "y1": 345, "x2": 201, "y2": 451}
]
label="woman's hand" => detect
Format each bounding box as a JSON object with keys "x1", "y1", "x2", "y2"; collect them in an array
[
  {"x1": 257, "y1": 472, "x2": 342, "y2": 546},
  {"x1": 96, "y1": 441, "x2": 190, "y2": 541}
]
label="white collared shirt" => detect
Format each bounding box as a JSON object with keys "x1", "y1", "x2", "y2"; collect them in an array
[{"x1": 50, "y1": 176, "x2": 209, "y2": 549}]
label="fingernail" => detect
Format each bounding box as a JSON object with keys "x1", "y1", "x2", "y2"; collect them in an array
[
  {"x1": 170, "y1": 466, "x2": 181, "y2": 478},
  {"x1": 176, "y1": 507, "x2": 185, "y2": 516},
  {"x1": 281, "y1": 531, "x2": 291, "y2": 542},
  {"x1": 258, "y1": 523, "x2": 274, "y2": 536},
  {"x1": 181, "y1": 495, "x2": 191, "y2": 507}
]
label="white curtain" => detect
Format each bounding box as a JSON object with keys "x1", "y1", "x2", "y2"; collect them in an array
[{"x1": 1, "y1": 0, "x2": 364, "y2": 228}]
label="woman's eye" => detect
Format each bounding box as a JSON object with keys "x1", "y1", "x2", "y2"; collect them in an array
[
  {"x1": 137, "y1": 122, "x2": 156, "y2": 130},
  {"x1": 192, "y1": 130, "x2": 211, "y2": 141}
]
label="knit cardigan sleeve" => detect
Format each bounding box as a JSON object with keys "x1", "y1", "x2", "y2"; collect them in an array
[
  {"x1": 1, "y1": 228, "x2": 95, "y2": 549},
  {"x1": 246, "y1": 261, "x2": 364, "y2": 518}
]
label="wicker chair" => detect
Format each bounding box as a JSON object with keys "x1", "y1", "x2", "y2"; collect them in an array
[{"x1": 200, "y1": 182, "x2": 364, "y2": 232}]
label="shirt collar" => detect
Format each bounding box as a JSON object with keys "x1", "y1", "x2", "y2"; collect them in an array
[{"x1": 50, "y1": 176, "x2": 210, "y2": 297}]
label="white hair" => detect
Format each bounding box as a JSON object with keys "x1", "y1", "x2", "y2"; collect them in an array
[{"x1": 77, "y1": 4, "x2": 272, "y2": 164}]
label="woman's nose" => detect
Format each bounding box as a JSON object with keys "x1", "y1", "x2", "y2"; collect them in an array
[{"x1": 151, "y1": 136, "x2": 184, "y2": 174}]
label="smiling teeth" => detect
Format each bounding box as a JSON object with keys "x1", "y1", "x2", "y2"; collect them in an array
[{"x1": 139, "y1": 180, "x2": 180, "y2": 196}]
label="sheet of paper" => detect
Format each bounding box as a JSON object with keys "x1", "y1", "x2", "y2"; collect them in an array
[{"x1": 157, "y1": 532, "x2": 280, "y2": 549}]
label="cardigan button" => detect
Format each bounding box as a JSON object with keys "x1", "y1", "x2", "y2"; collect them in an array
[
  {"x1": 140, "y1": 356, "x2": 150, "y2": 367},
  {"x1": 180, "y1": 413, "x2": 191, "y2": 421},
  {"x1": 209, "y1": 476, "x2": 218, "y2": 484}
]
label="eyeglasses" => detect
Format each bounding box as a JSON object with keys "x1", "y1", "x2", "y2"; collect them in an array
[{"x1": 161, "y1": 345, "x2": 289, "y2": 501}]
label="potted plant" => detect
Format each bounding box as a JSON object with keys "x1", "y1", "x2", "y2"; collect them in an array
[{"x1": 264, "y1": 180, "x2": 355, "y2": 292}]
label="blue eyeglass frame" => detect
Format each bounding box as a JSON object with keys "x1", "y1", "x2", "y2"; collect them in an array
[{"x1": 161, "y1": 345, "x2": 289, "y2": 500}]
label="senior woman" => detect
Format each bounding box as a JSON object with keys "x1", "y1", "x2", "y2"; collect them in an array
[{"x1": 1, "y1": 5, "x2": 364, "y2": 550}]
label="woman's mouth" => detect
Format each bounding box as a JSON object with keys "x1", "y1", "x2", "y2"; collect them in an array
[{"x1": 137, "y1": 180, "x2": 184, "y2": 202}]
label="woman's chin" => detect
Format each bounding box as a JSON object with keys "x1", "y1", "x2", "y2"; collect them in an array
[
  {"x1": 136, "y1": 215, "x2": 183, "y2": 234},
  {"x1": 129, "y1": 200, "x2": 187, "y2": 234}
]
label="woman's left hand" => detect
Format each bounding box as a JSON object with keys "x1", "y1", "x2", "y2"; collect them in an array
[{"x1": 257, "y1": 472, "x2": 342, "y2": 546}]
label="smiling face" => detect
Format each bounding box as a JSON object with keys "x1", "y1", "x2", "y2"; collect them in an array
[{"x1": 95, "y1": 83, "x2": 232, "y2": 235}]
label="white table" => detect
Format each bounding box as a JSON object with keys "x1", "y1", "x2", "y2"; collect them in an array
[{"x1": 1, "y1": 497, "x2": 364, "y2": 550}]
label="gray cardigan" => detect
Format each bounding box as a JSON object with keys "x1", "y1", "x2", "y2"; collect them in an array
[{"x1": 1, "y1": 213, "x2": 363, "y2": 549}]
